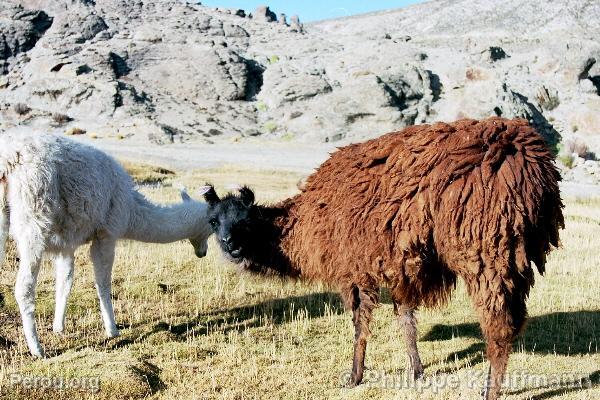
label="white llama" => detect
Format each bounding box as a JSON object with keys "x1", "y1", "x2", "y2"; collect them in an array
[{"x1": 0, "y1": 131, "x2": 212, "y2": 357}]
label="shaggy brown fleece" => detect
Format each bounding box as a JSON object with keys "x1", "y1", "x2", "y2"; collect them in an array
[
  {"x1": 208, "y1": 117, "x2": 564, "y2": 399},
  {"x1": 278, "y1": 117, "x2": 563, "y2": 396}
]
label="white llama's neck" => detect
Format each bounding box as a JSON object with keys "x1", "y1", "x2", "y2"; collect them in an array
[{"x1": 124, "y1": 193, "x2": 209, "y2": 243}]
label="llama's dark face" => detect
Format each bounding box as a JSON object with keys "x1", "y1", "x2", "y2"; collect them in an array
[{"x1": 202, "y1": 185, "x2": 255, "y2": 262}]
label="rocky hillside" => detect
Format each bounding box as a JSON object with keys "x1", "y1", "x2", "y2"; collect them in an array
[{"x1": 1, "y1": 0, "x2": 599, "y2": 168}]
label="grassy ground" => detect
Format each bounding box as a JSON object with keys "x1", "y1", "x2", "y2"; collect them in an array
[{"x1": 0, "y1": 163, "x2": 598, "y2": 400}]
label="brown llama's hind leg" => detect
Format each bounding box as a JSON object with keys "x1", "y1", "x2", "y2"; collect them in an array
[
  {"x1": 341, "y1": 284, "x2": 379, "y2": 387},
  {"x1": 482, "y1": 330, "x2": 512, "y2": 400},
  {"x1": 469, "y1": 277, "x2": 529, "y2": 400},
  {"x1": 393, "y1": 303, "x2": 424, "y2": 381}
]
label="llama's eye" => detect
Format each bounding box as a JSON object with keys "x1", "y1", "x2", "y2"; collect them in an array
[{"x1": 209, "y1": 219, "x2": 219, "y2": 228}]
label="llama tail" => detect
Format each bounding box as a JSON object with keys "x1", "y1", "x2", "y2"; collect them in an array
[{"x1": 0, "y1": 175, "x2": 8, "y2": 265}]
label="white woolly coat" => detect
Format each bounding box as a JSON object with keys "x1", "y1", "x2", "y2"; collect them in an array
[{"x1": 0, "y1": 133, "x2": 135, "y2": 254}]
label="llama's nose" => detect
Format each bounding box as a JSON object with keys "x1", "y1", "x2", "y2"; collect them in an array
[
  {"x1": 195, "y1": 249, "x2": 207, "y2": 258},
  {"x1": 222, "y1": 236, "x2": 233, "y2": 246}
]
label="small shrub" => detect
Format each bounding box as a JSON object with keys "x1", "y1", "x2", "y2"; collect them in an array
[
  {"x1": 263, "y1": 121, "x2": 277, "y2": 133},
  {"x1": 51, "y1": 112, "x2": 72, "y2": 125},
  {"x1": 352, "y1": 70, "x2": 372, "y2": 78},
  {"x1": 268, "y1": 55, "x2": 279, "y2": 64},
  {"x1": 535, "y1": 86, "x2": 559, "y2": 111},
  {"x1": 256, "y1": 102, "x2": 268, "y2": 112},
  {"x1": 562, "y1": 138, "x2": 589, "y2": 158},
  {"x1": 13, "y1": 103, "x2": 31, "y2": 115},
  {"x1": 555, "y1": 143, "x2": 563, "y2": 154},
  {"x1": 558, "y1": 153, "x2": 575, "y2": 169},
  {"x1": 120, "y1": 160, "x2": 175, "y2": 185},
  {"x1": 280, "y1": 132, "x2": 295, "y2": 141},
  {"x1": 65, "y1": 127, "x2": 86, "y2": 136}
]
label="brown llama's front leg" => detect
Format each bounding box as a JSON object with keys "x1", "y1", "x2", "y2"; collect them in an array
[
  {"x1": 344, "y1": 285, "x2": 378, "y2": 387},
  {"x1": 394, "y1": 303, "x2": 424, "y2": 381},
  {"x1": 471, "y1": 277, "x2": 529, "y2": 400}
]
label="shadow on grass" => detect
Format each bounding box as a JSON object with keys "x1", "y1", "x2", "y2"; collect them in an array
[
  {"x1": 75, "y1": 291, "x2": 345, "y2": 352},
  {"x1": 422, "y1": 310, "x2": 599, "y2": 355},
  {"x1": 42, "y1": 294, "x2": 597, "y2": 399},
  {"x1": 506, "y1": 370, "x2": 600, "y2": 399},
  {"x1": 422, "y1": 310, "x2": 600, "y2": 398},
  {"x1": 0, "y1": 292, "x2": 18, "y2": 349},
  {"x1": 95, "y1": 299, "x2": 598, "y2": 360},
  {"x1": 111, "y1": 297, "x2": 598, "y2": 399},
  {"x1": 168, "y1": 291, "x2": 345, "y2": 338}
]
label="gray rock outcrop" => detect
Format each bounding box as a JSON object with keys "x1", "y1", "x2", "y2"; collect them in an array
[
  {"x1": 290, "y1": 15, "x2": 303, "y2": 33},
  {"x1": 254, "y1": 5, "x2": 277, "y2": 22},
  {"x1": 0, "y1": 4, "x2": 53, "y2": 73},
  {"x1": 495, "y1": 83, "x2": 560, "y2": 149},
  {"x1": 0, "y1": 0, "x2": 598, "y2": 154}
]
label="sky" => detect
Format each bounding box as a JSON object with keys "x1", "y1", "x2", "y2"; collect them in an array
[{"x1": 199, "y1": 1, "x2": 425, "y2": 22}]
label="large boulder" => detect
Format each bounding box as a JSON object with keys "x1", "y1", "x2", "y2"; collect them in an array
[
  {"x1": 254, "y1": 5, "x2": 277, "y2": 22},
  {"x1": 495, "y1": 83, "x2": 560, "y2": 150},
  {"x1": 376, "y1": 65, "x2": 440, "y2": 125},
  {"x1": 131, "y1": 46, "x2": 252, "y2": 102},
  {"x1": 1, "y1": 0, "x2": 599, "y2": 153},
  {"x1": 223, "y1": 23, "x2": 249, "y2": 38},
  {"x1": 258, "y1": 62, "x2": 332, "y2": 108},
  {"x1": 578, "y1": 56, "x2": 600, "y2": 95},
  {"x1": 290, "y1": 15, "x2": 303, "y2": 32},
  {"x1": 255, "y1": 63, "x2": 440, "y2": 142},
  {"x1": 0, "y1": 4, "x2": 53, "y2": 73}
]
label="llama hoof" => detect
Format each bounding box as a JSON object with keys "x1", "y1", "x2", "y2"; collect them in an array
[
  {"x1": 410, "y1": 366, "x2": 424, "y2": 381},
  {"x1": 340, "y1": 371, "x2": 360, "y2": 388},
  {"x1": 480, "y1": 386, "x2": 493, "y2": 400},
  {"x1": 343, "y1": 379, "x2": 358, "y2": 389},
  {"x1": 344, "y1": 375, "x2": 362, "y2": 388},
  {"x1": 106, "y1": 329, "x2": 120, "y2": 338},
  {"x1": 405, "y1": 357, "x2": 424, "y2": 381},
  {"x1": 412, "y1": 370, "x2": 424, "y2": 381},
  {"x1": 30, "y1": 347, "x2": 46, "y2": 359}
]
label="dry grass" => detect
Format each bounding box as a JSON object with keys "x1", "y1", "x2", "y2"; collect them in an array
[
  {"x1": 65, "y1": 128, "x2": 86, "y2": 136},
  {"x1": 119, "y1": 161, "x2": 176, "y2": 186},
  {"x1": 0, "y1": 163, "x2": 598, "y2": 399},
  {"x1": 561, "y1": 138, "x2": 591, "y2": 160},
  {"x1": 12, "y1": 103, "x2": 31, "y2": 116},
  {"x1": 50, "y1": 113, "x2": 72, "y2": 126}
]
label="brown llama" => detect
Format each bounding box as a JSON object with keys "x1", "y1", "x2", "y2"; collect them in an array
[{"x1": 201, "y1": 117, "x2": 564, "y2": 399}]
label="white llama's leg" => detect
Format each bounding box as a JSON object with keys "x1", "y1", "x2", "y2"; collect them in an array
[
  {"x1": 90, "y1": 239, "x2": 119, "y2": 338},
  {"x1": 0, "y1": 182, "x2": 8, "y2": 263},
  {"x1": 53, "y1": 252, "x2": 74, "y2": 334},
  {"x1": 0, "y1": 211, "x2": 7, "y2": 263},
  {"x1": 14, "y1": 246, "x2": 44, "y2": 357}
]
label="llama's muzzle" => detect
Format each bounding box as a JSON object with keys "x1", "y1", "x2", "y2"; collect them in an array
[{"x1": 195, "y1": 249, "x2": 207, "y2": 258}]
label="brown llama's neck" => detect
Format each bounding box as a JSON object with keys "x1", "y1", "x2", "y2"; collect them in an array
[{"x1": 239, "y1": 197, "x2": 302, "y2": 278}]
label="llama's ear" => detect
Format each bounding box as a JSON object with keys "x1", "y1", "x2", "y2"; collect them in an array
[
  {"x1": 198, "y1": 184, "x2": 220, "y2": 206},
  {"x1": 238, "y1": 186, "x2": 255, "y2": 208},
  {"x1": 180, "y1": 188, "x2": 192, "y2": 202}
]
